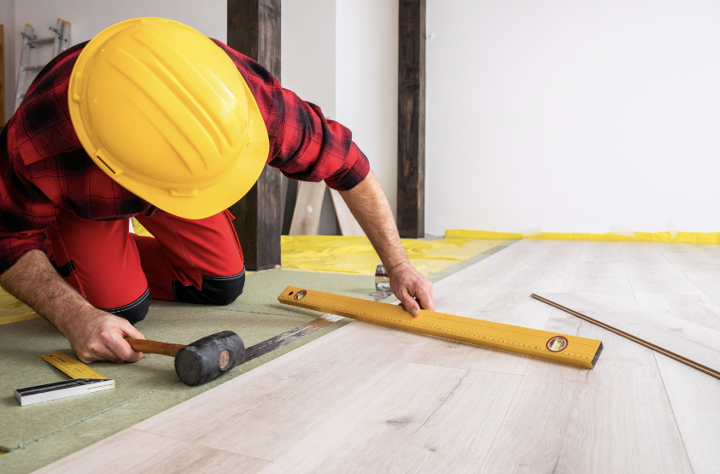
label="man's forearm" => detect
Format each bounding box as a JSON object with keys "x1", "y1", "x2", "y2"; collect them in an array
[
  {"x1": 0, "y1": 249, "x2": 145, "y2": 362},
  {"x1": 338, "y1": 171, "x2": 408, "y2": 270},
  {"x1": 338, "y1": 170, "x2": 434, "y2": 314},
  {"x1": 0, "y1": 250, "x2": 94, "y2": 336}
]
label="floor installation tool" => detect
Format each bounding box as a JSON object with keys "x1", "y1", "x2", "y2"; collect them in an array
[
  {"x1": 279, "y1": 287, "x2": 604, "y2": 369},
  {"x1": 532, "y1": 292, "x2": 720, "y2": 379},
  {"x1": 14, "y1": 352, "x2": 114, "y2": 406},
  {"x1": 126, "y1": 330, "x2": 245, "y2": 386}
]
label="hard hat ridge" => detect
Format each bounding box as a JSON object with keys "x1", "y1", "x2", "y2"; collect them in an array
[{"x1": 68, "y1": 18, "x2": 269, "y2": 219}]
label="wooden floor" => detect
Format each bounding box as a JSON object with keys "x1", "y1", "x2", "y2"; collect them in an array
[{"x1": 35, "y1": 240, "x2": 720, "y2": 473}]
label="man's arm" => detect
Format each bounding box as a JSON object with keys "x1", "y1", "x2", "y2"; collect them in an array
[
  {"x1": 339, "y1": 171, "x2": 434, "y2": 316},
  {"x1": 0, "y1": 250, "x2": 144, "y2": 363}
]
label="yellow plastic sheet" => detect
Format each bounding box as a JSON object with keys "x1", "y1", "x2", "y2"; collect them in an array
[
  {"x1": 132, "y1": 217, "x2": 153, "y2": 238},
  {"x1": 281, "y1": 235, "x2": 506, "y2": 276},
  {"x1": 134, "y1": 219, "x2": 506, "y2": 276},
  {"x1": 446, "y1": 229, "x2": 720, "y2": 245}
]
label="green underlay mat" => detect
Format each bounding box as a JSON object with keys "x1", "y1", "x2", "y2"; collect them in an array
[{"x1": 0, "y1": 240, "x2": 515, "y2": 473}]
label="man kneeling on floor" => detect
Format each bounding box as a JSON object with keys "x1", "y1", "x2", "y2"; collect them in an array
[{"x1": 0, "y1": 18, "x2": 434, "y2": 363}]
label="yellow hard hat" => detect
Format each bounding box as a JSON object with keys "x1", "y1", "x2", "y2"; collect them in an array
[{"x1": 68, "y1": 18, "x2": 269, "y2": 219}]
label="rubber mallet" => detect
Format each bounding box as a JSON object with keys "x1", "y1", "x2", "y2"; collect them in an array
[{"x1": 126, "y1": 331, "x2": 245, "y2": 386}]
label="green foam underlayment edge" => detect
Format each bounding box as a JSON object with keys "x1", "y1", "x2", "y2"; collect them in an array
[{"x1": 0, "y1": 241, "x2": 515, "y2": 474}]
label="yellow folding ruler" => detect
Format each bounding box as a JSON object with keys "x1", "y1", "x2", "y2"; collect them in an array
[
  {"x1": 40, "y1": 352, "x2": 110, "y2": 379},
  {"x1": 14, "y1": 353, "x2": 114, "y2": 406},
  {"x1": 278, "y1": 287, "x2": 603, "y2": 369}
]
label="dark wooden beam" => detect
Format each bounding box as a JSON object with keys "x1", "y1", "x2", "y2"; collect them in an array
[
  {"x1": 227, "y1": 0, "x2": 282, "y2": 270},
  {"x1": 397, "y1": 0, "x2": 426, "y2": 239}
]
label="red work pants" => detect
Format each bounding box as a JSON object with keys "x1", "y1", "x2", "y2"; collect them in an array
[{"x1": 44, "y1": 210, "x2": 245, "y2": 324}]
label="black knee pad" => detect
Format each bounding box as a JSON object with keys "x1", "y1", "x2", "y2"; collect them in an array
[
  {"x1": 103, "y1": 288, "x2": 152, "y2": 325},
  {"x1": 173, "y1": 270, "x2": 245, "y2": 306}
]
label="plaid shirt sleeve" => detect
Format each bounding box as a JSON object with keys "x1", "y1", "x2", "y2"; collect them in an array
[
  {"x1": 0, "y1": 39, "x2": 371, "y2": 275},
  {"x1": 0, "y1": 43, "x2": 152, "y2": 275},
  {"x1": 213, "y1": 40, "x2": 370, "y2": 191}
]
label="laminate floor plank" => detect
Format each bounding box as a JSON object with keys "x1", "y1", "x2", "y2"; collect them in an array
[
  {"x1": 654, "y1": 244, "x2": 720, "y2": 306},
  {"x1": 35, "y1": 239, "x2": 720, "y2": 474},
  {"x1": 403, "y1": 336, "x2": 531, "y2": 375},
  {"x1": 134, "y1": 322, "x2": 428, "y2": 461},
  {"x1": 33, "y1": 428, "x2": 269, "y2": 474},
  {"x1": 557, "y1": 242, "x2": 720, "y2": 474},
  {"x1": 406, "y1": 240, "x2": 582, "y2": 374},
  {"x1": 479, "y1": 309, "x2": 693, "y2": 474},
  {"x1": 618, "y1": 242, "x2": 706, "y2": 296},
  {"x1": 534, "y1": 292, "x2": 720, "y2": 376},
  {"x1": 654, "y1": 354, "x2": 720, "y2": 474},
  {"x1": 431, "y1": 239, "x2": 581, "y2": 329},
  {"x1": 634, "y1": 293, "x2": 720, "y2": 331},
  {"x1": 631, "y1": 289, "x2": 720, "y2": 474},
  {"x1": 560, "y1": 243, "x2": 636, "y2": 303},
  {"x1": 260, "y1": 364, "x2": 522, "y2": 474}
]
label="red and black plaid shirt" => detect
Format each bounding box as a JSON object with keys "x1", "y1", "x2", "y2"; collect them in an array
[{"x1": 0, "y1": 39, "x2": 369, "y2": 274}]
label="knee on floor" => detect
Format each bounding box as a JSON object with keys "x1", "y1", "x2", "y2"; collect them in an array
[
  {"x1": 105, "y1": 289, "x2": 152, "y2": 325},
  {"x1": 173, "y1": 271, "x2": 245, "y2": 306}
]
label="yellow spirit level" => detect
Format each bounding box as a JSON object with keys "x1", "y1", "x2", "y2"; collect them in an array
[{"x1": 278, "y1": 287, "x2": 603, "y2": 369}]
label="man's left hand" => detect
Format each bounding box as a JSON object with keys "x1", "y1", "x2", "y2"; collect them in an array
[{"x1": 387, "y1": 261, "x2": 434, "y2": 317}]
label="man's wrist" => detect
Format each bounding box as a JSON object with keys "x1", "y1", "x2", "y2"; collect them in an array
[{"x1": 386, "y1": 259, "x2": 411, "y2": 275}]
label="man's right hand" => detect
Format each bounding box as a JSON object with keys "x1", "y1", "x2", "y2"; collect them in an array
[{"x1": 64, "y1": 308, "x2": 146, "y2": 363}]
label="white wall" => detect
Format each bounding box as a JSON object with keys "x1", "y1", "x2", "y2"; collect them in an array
[
  {"x1": 6, "y1": 0, "x2": 226, "y2": 121},
  {"x1": 282, "y1": 0, "x2": 398, "y2": 218},
  {"x1": 426, "y1": 0, "x2": 720, "y2": 235},
  {"x1": 337, "y1": 0, "x2": 398, "y2": 215},
  {"x1": 282, "y1": 0, "x2": 336, "y2": 118}
]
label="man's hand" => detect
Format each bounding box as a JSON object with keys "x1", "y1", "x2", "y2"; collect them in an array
[
  {"x1": 338, "y1": 171, "x2": 437, "y2": 316},
  {"x1": 65, "y1": 307, "x2": 145, "y2": 363},
  {"x1": 0, "y1": 250, "x2": 146, "y2": 363},
  {"x1": 388, "y1": 261, "x2": 434, "y2": 317}
]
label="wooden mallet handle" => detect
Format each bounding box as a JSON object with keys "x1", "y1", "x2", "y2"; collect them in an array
[{"x1": 126, "y1": 338, "x2": 185, "y2": 357}]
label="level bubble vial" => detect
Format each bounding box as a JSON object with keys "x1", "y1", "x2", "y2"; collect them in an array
[{"x1": 546, "y1": 336, "x2": 568, "y2": 352}]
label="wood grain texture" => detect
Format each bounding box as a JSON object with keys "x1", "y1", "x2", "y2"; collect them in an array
[
  {"x1": 654, "y1": 354, "x2": 720, "y2": 474},
  {"x1": 260, "y1": 365, "x2": 522, "y2": 474},
  {"x1": 134, "y1": 322, "x2": 428, "y2": 461},
  {"x1": 33, "y1": 429, "x2": 269, "y2": 474},
  {"x1": 618, "y1": 242, "x2": 705, "y2": 296},
  {"x1": 560, "y1": 242, "x2": 636, "y2": 303},
  {"x1": 633, "y1": 287, "x2": 720, "y2": 474},
  {"x1": 397, "y1": 0, "x2": 426, "y2": 238},
  {"x1": 480, "y1": 309, "x2": 693, "y2": 474},
  {"x1": 227, "y1": 0, "x2": 282, "y2": 270},
  {"x1": 533, "y1": 292, "x2": 720, "y2": 378},
  {"x1": 288, "y1": 182, "x2": 326, "y2": 235},
  {"x1": 330, "y1": 189, "x2": 365, "y2": 236}
]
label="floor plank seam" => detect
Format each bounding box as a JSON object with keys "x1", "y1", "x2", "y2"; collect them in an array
[
  {"x1": 262, "y1": 343, "x2": 430, "y2": 461},
  {"x1": 204, "y1": 306, "x2": 318, "y2": 319},
  {"x1": 660, "y1": 246, "x2": 720, "y2": 307},
  {"x1": 617, "y1": 243, "x2": 640, "y2": 304},
  {"x1": 651, "y1": 353, "x2": 697, "y2": 474},
  {"x1": 128, "y1": 428, "x2": 275, "y2": 464},
  {"x1": 558, "y1": 241, "x2": 583, "y2": 293},
  {"x1": 477, "y1": 370, "x2": 526, "y2": 472},
  {"x1": 412, "y1": 368, "x2": 468, "y2": 433}
]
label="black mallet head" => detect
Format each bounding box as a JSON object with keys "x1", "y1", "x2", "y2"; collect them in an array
[{"x1": 174, "y1": 331, "x2": 245, "y2": 386}]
